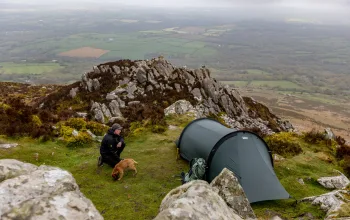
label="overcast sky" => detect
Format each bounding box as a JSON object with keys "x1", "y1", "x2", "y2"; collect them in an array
[
  {"x1": 4, "y1": 0, "x2": 350, "y2": 8},
  {"x1": 2, "y1": 0, "x2": 350, "y2": 24}
]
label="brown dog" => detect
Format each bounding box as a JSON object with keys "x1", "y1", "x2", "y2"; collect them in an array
[{"x1": 111, "y1": 159, "x2": 138, "y2": 181}]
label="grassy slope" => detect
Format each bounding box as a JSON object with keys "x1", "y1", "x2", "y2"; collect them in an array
[
  {"x1": 0, "y1": 115, "x2": 345, "y2": 219},
  {"x1": 0, "y1": 62, "x2": 62, "y2": 74}
]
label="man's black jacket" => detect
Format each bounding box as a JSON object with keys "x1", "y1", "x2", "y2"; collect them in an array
[{"x1": 100, "y1": 128, "x2": 125, "y2": 155}]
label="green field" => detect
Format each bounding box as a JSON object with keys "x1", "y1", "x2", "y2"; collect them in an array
[
  {"x1": 221, "y1": 81, "x2": 249, "y2": 87},
  {"x1": 0, "y1": 62, "x2": 62, "y2": 75},
  {"x1": 249, "y1": 80, "x2": 303, "y2": 89},
  {"x1": 246, "y1": 69, "x2": 271, "y2": 75},
  {"x1": 222, "y1": 80, "x2": 304, "y2": 90},
  {"x1": 10, "y1": 33, "x2": 218, "y2": 61}
]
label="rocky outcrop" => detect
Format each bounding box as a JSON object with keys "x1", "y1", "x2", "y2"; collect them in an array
[
  {"x1": 38, "y1": 57, "x2": 291, "y2": 134},
  {"x1": 210, "y1": 168, "x2": 256, "y2": 219},
  {"x1": 154, "y1": 180, "x2": 244, "y2": 220},
  {"x1": 317, "y1": 171, "x2": 350, "y2": 189},
  {"x1": 301, "y1": 190, "x2": 350, "y2": 219},
  {"x1": 164, "y1": 100, "x2": 199, "y2": 118},
  {"x1": 154, "y1": 168, "x2": 257, "y2": 220},
  {"x1": 0, "y1": 159, "x2": 103, "y2": 220}
]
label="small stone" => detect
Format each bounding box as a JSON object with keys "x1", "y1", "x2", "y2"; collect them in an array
[
  {"x1": 0, "y1": 143, "x2": 18, "y2": 149},
  {"x1": 298, "y1": 178, "x2": 305, "y2": 185}
]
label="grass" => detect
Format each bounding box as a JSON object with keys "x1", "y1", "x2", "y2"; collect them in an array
[
  {"x1": 249, "y1": 80, "x2": 303, "y2": 90},
  {"x1": 9, "y1": 32, "x2": 218, "y2": 61},
  {"x1": 0, "y1": 120, "x2": 189, "y2": 220},
  {"x1": 221, "y1": 80, "x2": 249, "y2": 87},
  {"x1": 0, "y1": 62, "x2": 62, "y2": 75},
  {"x1": 221, "y1": 80, "x2": 302, "y2": 90},
  {"x1": 246, "y1": 69, "x2": 271, "y2": 75},
  {"x1": 0, "y1": 116, "x2": 347, "y2": 219},
  {"x1": 252, "y1": 139, "x2": 341, "y2": 219}
]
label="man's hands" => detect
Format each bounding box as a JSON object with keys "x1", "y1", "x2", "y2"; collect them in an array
[{"x1": 117, "y1": 142, "x2": 122, "y2": 148}]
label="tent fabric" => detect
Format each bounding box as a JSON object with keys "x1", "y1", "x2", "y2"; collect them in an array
[{"x1": 176, "y1": 118, "x2": 290, "y2": 203}]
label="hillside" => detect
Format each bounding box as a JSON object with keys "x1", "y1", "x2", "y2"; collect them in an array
[
  {"x1": 0, "y1": 57, "x2": 292, "y2": 138},
  {"x1": 0, "y1": 58, "x2": 349, "y2": 219}
]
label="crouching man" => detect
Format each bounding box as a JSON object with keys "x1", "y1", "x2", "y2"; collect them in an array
[{"x1": 97, "y1": 123, "x2": 125, "y2": 167}]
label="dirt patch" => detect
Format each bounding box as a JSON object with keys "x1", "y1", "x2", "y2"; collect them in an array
[
  {"x1": 294, "y1": 99, "x2": 304, "y2": 103},
  {"x1": 58, "y1": 47, "x2": 109, "y2": 58}
]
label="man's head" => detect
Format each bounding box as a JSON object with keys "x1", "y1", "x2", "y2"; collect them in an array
[{"x1": 111, "y1": 123, "x2": 123, "y2": 135}]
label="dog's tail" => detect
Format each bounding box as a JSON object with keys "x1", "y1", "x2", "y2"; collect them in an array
[{"x1": 133, "y1": 159, "x2": 138, "y2": 164}]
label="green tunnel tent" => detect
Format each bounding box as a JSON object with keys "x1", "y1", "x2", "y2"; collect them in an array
[{"x1": 176, "y1": 118, "x2": 290, "y2": 203}]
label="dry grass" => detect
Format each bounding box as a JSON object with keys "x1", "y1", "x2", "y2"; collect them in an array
[{"x1": 58, "y1": 47, "x2": 109, "y2": 58}]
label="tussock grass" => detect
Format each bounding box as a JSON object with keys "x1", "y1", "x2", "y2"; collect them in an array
[
  {"x1": 0, "y1": 123, "x2": 189, "y2": 220},
  {"x1": 0, "y1": 117, "x2": 347, "y2": 219}
]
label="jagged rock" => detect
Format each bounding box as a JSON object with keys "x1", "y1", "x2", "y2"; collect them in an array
[
  {"x1": 153, "y1": 58, "x2": 173, "y2": 78},
  {"x1": 152, "y1": 68, "x2": 160, "y2": 78},
  {"x1": 194, "y1": 104, "x2": 209, "y2": 118},
  {"x1": 301, "y1": 190, "x2": 350, "y2": 219},
  {"x1": 72, "y1": 130, "x2": 79, "y2": 137},
  {"x1": 99, "y1": 65, "x2": 110, "y2": 73},
  {"x1": 128, "y1": 101, "x2": 140, "y2": 106},
  {"x1": 101, "y1": 103, "x2": 112, "y2": 119},
  {"x1": 0, "y1": 143, "x2": 18, "y2": 149},
  {"x1": 136, "y1": 68, "x2": 147, "y2": 84},
  {"x1": 108, "y1": 116, "x2": 126, "y2": 124},
  {"x1": 210, "y1": 168, "x2": 256, "y2": 219},
  {"x1": 69, "y1": 87, "x2": 79, "y2": 98},
  {"x1": 113, "y1": 65, "x2": 121, "y2": 75},
  {"x1": 191, "y1": 88, "x2": 202, "y2": 102},
  {"x1": 106, "y1": 93, "x2": 118, "y2": 100},
  {"x1": 317, "y1": 171, "x2": 350, "y2": 189},
  {"x1": 0, "y1": 159, "x2": 103, "y2": 220},
  {"x1": 91, "y1": 102, "x2": 104, "y2": 123},
  {"x1": 220, "y1": 114, "x2": 241, "y2": 129},
  {"x1": 174, "y1": 83, "x2": 182, "y2": 93},
  {"x1": 146, "y1": 85, "x2": 153, "y2": 92},
  {"x1": 279, "y1": 120, "x2": 294, "y2": 131},
  {"x1": 324, "y1": 128, "x2": 335, "y2": 140},
  {"x1": 164, "y1": 100, "x2": 197, "y2": 116},
  {"x1": 194, "y1": 69, "x2": 204, "y2": 80},
  {"x1": 92, "y1": 79, "x2": 100, "y2": 91},
  {"x1": 119, "y1": 77, "x2": 130, "y2": 86},
  {"x1": 185, "y1": 71, "x2": 195, "y2": 85},
  {"x1": 109, "y1": 100, "x2": 123, "y2": 118},
  {"x1": 114, "y1": 88, "x2": 127, "y2": 94},
  {"x1": 53, "y1": 57, "x2": 291, "y2": 133},
  {"x1": 86, "y1": 79, "x2": 93, "y2": 92},
  {"x1": 93, "y1": 65, "x2": 100, "y2": 74},
  {"x1": 116, "y1": 97, "x2": 125, "y2": 108},
  {"x1": 202, "y1": 78, "x2": 220, "y2": 104},
  {"x1": 154, "y1": 180, "x2": 243, "y2": 220},
  {"x1": 126, "y1": 83, "x2": 138, "y2": 99}
]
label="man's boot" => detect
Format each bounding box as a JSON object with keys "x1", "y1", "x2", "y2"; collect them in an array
[{"x1": 97, "y1": 156, "x2": 103, "y2": 167}]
